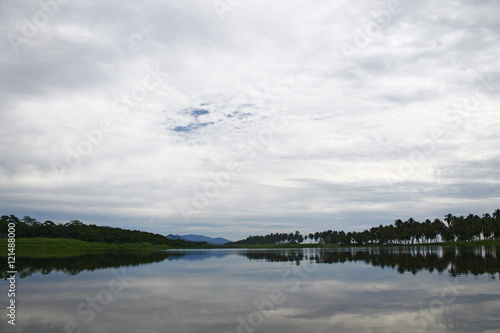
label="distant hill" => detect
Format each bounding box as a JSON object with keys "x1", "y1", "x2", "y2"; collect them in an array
[{"x1": 166, "y1": 234, "x2": 231, "y2": 245}]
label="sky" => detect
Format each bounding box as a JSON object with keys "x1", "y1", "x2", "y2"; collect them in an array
[{"x1": 1, "y1": 0, "x2": 499, "y2": 241}]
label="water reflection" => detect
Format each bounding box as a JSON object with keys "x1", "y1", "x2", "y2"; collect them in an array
[
  {"x1": 0, "y1": 247, "x2": 499, "y2": 333},
  {"x1": 0, "y1": 250, "x2": 176, "y2": 279},
  {"x1": 242, "y1": 246, "x2": 500, "y2": 277},
  {"x1": 2, "y1": 246, "x2": 499, "y2": 279}
]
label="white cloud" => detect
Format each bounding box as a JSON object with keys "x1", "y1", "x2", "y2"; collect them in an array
[{"x1": 0, "y1": 0, "x2": 499, "y2": 239}]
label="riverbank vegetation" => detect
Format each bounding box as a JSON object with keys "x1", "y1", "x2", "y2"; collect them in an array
[
  {"x1": 2, "y1": 209, "x2": 499, "y2": 250},
  {"x1": 0, "y1": 237, "x2": 176, "y2": 255},
  {"x1": 0, "y1": 215, "x2": 205, "y2": 249},
  {"x1": 229, "y1": 209, "x2": 500, "y2": 246}
]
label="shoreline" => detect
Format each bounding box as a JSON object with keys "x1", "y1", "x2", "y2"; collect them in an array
[{"x1": 2, "y1": 237, "x2": 500, "y2": 256}]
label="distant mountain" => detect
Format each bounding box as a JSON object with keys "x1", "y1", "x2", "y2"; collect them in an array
[{"x1": 166, "y1": 234, "x2": 232, "y2": 245}]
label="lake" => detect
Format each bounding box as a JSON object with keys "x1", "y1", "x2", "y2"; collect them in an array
[{"x1": 1, "y1": 246, "x2": 499, "y2": 332}]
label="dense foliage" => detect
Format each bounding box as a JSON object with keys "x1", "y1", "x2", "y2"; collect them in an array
[
  {"x1": 0, "y1": 215, "x2": 204, "y2": 248},
  {"x1": 230, "y1": 231, "x2": 305, "y2": 245},
  {"x1": 230, "y1": 209, "x2": 500, "y2": 246}
]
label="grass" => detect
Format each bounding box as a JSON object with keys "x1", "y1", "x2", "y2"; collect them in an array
[
  {"x1": 0, "y1": 237, "x2": 173, "y2": 256},
  {"x1": 0, "y1": 238, "x2": 338, "y2": 255},
  {"x1": 1, "y1": 237, "x2": 499, "y2": 256}
]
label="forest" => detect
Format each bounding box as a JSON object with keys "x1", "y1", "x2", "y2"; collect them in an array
[
  {"x1": 2, "y1": 209, "x2": 499, "y2": 247},
  {"x1": 0, "y1": 215, "x2": 203, "y2": 248},
  {"x1": 230, "y1": 209, "x2": 500, "y2": 246}
]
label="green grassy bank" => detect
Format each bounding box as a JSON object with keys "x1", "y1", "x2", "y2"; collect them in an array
[
  {"x1": 0, "y1": 237, "x2": 176, "y2": 256},
  {"x1": 1, "y1": 237, "x2": 499, "y2": 256}
]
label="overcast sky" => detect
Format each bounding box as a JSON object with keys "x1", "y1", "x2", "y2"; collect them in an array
[{"x1": 1, "y1": 0, "x2": 499, "y2": 241}]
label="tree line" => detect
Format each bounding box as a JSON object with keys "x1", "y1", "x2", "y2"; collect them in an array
[
  {"x1": 230, "y1": 209, "x2": 500, "y2": 246},
  {"x1": 0, "y1": 215, "x2": 204, "y2": 248}
]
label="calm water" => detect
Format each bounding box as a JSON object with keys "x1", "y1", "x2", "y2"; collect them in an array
[{"x1": 1, "y1": 247, "x2": 500, "y2": 333}]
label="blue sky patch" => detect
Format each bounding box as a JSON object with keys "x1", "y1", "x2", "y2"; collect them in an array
[{"x1": 191, "y1": 109, "x2": 210, "y2": 118}]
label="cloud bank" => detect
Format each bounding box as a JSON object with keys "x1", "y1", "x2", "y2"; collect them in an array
[{"x1": 1, "y1": 0, "x2": 499, "y2": 239}]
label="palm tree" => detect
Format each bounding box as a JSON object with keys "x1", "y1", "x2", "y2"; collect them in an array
[
  {"x1": 369, "y1": 227, "x2": 379, "y2": 244},
  {"x1": 444, "y1": 213, "x2": 454, "y2": 227},
  {"x1": 482, "y1": 213, "x2": 494, "y2": 240},
  {"x1": 432, "y1": 218, "x2": 446, "y2": 243},
  {"x1": 423, "y1": 219, "x2": 434, "y2": 243},
  {"x1": 386, "y1": 225, "x2": 396, "y2": 244},
  {"x1": 394, "y1": 219, "x2": 403, "y2": 244},
  {"x1": 467, "y1": 214, "x2": 482, "y2": 240},
  {"x1": 493, "y1": 209, "x2": 500, "y2": 239}
]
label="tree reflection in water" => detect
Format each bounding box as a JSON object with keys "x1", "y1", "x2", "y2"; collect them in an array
[
  {"x1": 241, "y1": 247, "x2": 500, "y2": 278},
  {"x1": 2, "y1": 246, "x2": 499, "y2": 279}
]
